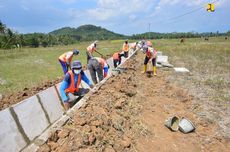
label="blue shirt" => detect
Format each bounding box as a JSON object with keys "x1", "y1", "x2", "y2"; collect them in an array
[
  {"x1": 104, "y1": 67, "x2": 109, "y2": 75},
  {"x1": 60, "y1": 70, "x2": 92, "y2": 102}
]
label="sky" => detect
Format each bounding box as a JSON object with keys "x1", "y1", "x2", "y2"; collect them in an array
[{"x1": 0, "y1": 0, "x2": 229, "y2": 35}]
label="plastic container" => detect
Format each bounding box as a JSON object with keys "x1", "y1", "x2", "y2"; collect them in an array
[
  {"x1": 164, "y1": 116, "x2": 179, "y2": 131},
  {"x1": 179, "y1": 117, "x2": 195, "y2": 133}
]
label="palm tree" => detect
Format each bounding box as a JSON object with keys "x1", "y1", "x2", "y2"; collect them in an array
[{"x1": 0, "y1": 21, "x2": 6, "y2": 34}]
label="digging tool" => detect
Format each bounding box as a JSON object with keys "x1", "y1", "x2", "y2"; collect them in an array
[
  {"x1": 95, "y1": 50, "x2": 103, "y2": 56},
  {"x1": 95, "y1": 50, "x2": 106, "y2": 59}
]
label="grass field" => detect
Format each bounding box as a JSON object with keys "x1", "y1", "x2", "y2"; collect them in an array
[
  {"x1": 0, "y1": 40, "x2": 127, "y2": 96},
  {"x1": 153, "y1": 37, "x2": 230, "y2": 103},
  {"x1": 0, "y1": 37, "x2": 229, "y2": 102}
]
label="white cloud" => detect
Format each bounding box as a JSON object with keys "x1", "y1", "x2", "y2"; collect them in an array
[
  {"x1": 86, "y1": 0, "x2": 153, "y2": 20},
  {"x1": 87, "y1": 8, "x2": 117, "y2": 21}
]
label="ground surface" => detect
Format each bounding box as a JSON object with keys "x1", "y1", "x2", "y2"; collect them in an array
[
  {"x1": 38, "y1": 52, "x2": 230, "y2": 152},
  {"x1": 0, "y1": 78, "x2": 62, "y2": 110},
  {"x1": 0, "y1": 40, "x2": 123, "y2": 98}
]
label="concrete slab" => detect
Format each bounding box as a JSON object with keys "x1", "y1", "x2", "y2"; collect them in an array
[
  {"x1": 157, "y1": 51, "x2": 163, "y2": 56},
  {"x1": 38, "y1": 87, "x2": 64, "y2": 123},
  {"x1": 13, "y1": 96, "x2": 49, "y2": 141},
  {"x1": 174, "y1": 67, "x2": 190, "y2": 73},
  {"x1": 157, "y1": 56, "x2": 168, "y2": 63},
  {"x1": 81, "y1": 70, "x2": 93, "y2": 89},
  {"x1": 161, "y1": 62, "x2": 174, "y2": 68},
  {"x1": 0, "y1": 108, "x2": 27, "y2": 152},
  {"x1": 106, "y1": 57, "x2": 114, "y2": 69}
]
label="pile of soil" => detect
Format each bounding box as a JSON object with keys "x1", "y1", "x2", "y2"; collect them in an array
[
  {"x1": 38, "y1": 53, "x2": 229, "y2": 152},
  {"x1": 0, "y1": 78, "x2": 62, "y2": 110}
]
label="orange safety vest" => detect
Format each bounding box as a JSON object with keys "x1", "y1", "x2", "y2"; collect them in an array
[
  {"x1": 59, "y1": 52, "x2": 73, "y2": 63},
  {"x1": 87, "y1": 44, "x2": 96, "y2": 53},
  {"x1": 146, "y1": 47, "x2": 157, "y2": 58},
  {"x1": 123, "y1": 43, "x2": 129, "y2": 52},
  {"x1": 113, "y1": 52, "x2": 119, "y2": 60},
  {"x1": 65, "y1": 71, "x2": 81, "y2": 93},
  {"x1": 95, "y1": 57, "x2": 106, "y2": 69}
]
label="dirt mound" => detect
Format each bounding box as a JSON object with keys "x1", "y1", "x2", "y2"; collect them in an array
[
  {"x1": 0, "y1": 78, "x2": 62, "y2": 110},
  {"x1": 38, "y1": 53, "x2": 229, "y2": 152}
]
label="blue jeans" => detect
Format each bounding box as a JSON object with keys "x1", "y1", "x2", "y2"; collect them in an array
[{"x1": 59, "y1": 60, "x2": 68, "y2": 75}]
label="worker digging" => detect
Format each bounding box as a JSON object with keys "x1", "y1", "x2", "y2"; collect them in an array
[
  {"x1": 59, "y1": 60, "x2": 94, "y2": 110},
  {"x1": 141, "y1": 45, "x2": 158, "y2": 76},
  {"x1": 58, "y1": 49, "x2": 80, "y2": 75},
  {"x1": 87, "y1": 57, "x2": 109, "y2": 84}
]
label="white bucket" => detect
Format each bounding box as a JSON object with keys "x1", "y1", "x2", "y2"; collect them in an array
[{"x1": 179, "y1": 118, "x2": 195, "y2": 133}]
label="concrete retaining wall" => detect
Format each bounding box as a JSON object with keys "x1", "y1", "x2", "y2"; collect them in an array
[
  {"x1": 13, "y1": 96, "x2": 50, "y2": 141},
  {"x1": 0, "y1": 108, "x2": 27, "y2": 152}
]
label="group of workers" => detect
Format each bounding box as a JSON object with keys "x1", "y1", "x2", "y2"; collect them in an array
[{"x1": 58, "y1": 39, "x2": 158, "y2": 110}]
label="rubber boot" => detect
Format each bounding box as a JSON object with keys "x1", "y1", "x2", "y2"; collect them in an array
[
  {"x1": 153, "y1": 66, "x2": 157, "y2": 76},
  {"x1": 142, "y1": 65, "x2": 147, "y2": 74}
]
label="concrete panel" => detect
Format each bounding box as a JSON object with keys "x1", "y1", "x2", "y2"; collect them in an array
[
  {"x1": 157, "y1": 55, "x2": 168, "y2": 63},
  {"x1": 174, "y1": 67, "x2": 190, "y2": 73},
  {"x1": 55, "y1": 82, "x2": 62, "y2": 98},
  {"x1": 38, "y1": 87, "x2": 64, "y2": 123},
  {"x1": 81, "y1": 70, "x2": 93, "y2": 89},
  {"x1": 106, "y1": 57, "x2": 115, "y2": 69},
  {"x1": 13, "y1": 96, "x2": 49, "y2": 141},
  {"x1": 0, "y1": 108, "x2": 27, "y2": 152}
]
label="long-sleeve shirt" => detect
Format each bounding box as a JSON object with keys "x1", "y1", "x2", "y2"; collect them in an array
[
  {"x1": 87, "y1": 43, "x2": 96, "y2": 53},
  {"x1": 59, "y1": 51, "x2": 74, "y2": 65},
  {"x1": 60, "y1": 71, "x2": 92, "y2": 102},
  {"x1": 146, "y1": 47, "x2": 157, "y2": 59}
]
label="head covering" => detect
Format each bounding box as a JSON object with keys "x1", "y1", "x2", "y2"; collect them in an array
[{"x1": 71, "y1": 60, "x2": 82, "y2": 69}]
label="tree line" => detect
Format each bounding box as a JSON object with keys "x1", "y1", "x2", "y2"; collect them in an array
[
  {"x1": 130, "y1": 31, "x2": 230, "y2": 40},
  {"x1": 0, "y1": 20, "x2": 229, "y2": 49},
  {"x1": 0, "y1": 21, "x2": 75, "y2": 49}
]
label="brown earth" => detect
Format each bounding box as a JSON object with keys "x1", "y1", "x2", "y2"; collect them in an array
[
  {"x1": 37, "y1": 52, "x2": 230, "y2": 152},
  {"x1": 0, "y1": 78, "x2": 62, "y2": 110}
]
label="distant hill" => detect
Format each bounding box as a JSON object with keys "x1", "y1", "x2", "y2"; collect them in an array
[{"x1": 49, "y1": 25, "x2": 127, "y2": 41}]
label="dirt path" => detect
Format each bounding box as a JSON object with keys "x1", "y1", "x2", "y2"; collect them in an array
[{"x1": 38, "y1": 52, "x2": 230, "y2": 152}]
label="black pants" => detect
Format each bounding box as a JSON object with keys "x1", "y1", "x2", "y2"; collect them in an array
[
  {"x1": 88, "y1": 58, "x2": 103, "y2": 84},
  {"x1": 144, "y1": 56, "x2": 156, "y2": 66},
  {"x1": 124, "y1": 51, "x2": 129, "y2": 58},
  {"x1": 113, "y1": 59, "x2": 121, "y2": 68},
  {"x1": 86, "y1": 51, "x2": 93, "y2": 63}
]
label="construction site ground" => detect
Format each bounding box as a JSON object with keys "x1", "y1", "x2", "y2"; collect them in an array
[{"x1": 38, "y1": 52, "x2": 230, "y2": 152}]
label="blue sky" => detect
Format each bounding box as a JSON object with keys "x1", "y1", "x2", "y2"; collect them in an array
[{"x1": 0, "y1": 0, "x2": 229, "y2": 35}]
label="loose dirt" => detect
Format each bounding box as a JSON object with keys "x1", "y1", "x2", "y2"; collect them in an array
[
  {"x1": 38, "y1": 52, "x2": 230, "y2": 152},
  {"x1": 0, "y1": 78, "x2": 62, "y2": 110}
]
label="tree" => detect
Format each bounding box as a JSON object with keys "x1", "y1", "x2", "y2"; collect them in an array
[{"x1": 0, "y1": 21, "x2": 6, "y2": 34}]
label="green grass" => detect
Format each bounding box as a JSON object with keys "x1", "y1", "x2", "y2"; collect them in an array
[
  {"x1": 1, "y1": 37, "x2": 229, "y2": 103},
  {"x1": 0, "y1": 40, "x2": 123, "y2": 95},
  {"x1": 153, "y1": 36, "x2": 230, "y2": 103}
]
